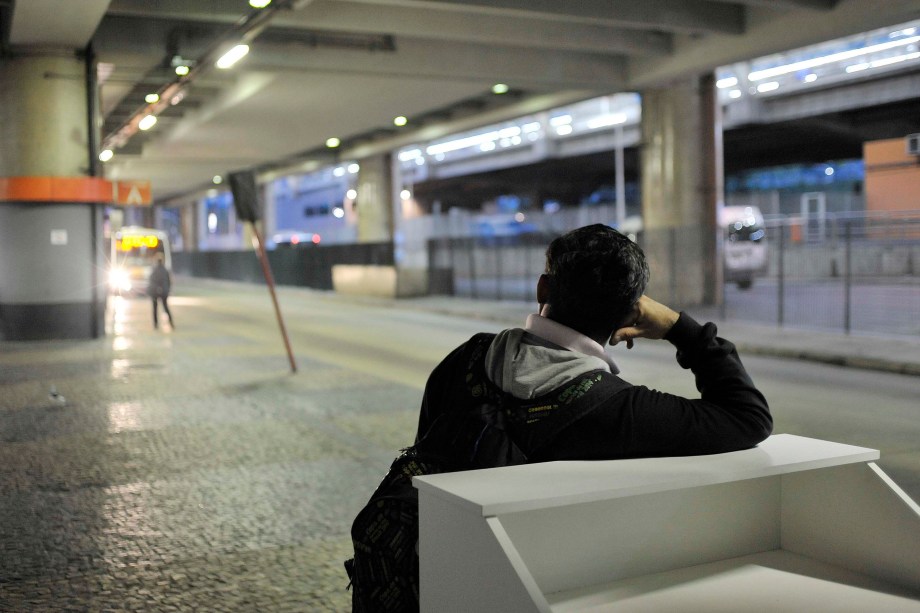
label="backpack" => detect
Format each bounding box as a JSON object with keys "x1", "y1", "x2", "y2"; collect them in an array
[
  {"x1": 343, "y1": 414, "x2": 523, "y2": 611},
  {"x1": 344, "y1": 334, "x2": 627, "y2": 612}
]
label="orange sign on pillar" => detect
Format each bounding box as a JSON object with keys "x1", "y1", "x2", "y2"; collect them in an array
[{"x1": 113, "y1": 180, "x2": 152, "y2": 206}]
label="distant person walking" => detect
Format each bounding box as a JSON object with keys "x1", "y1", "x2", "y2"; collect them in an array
[{"x1": 148, "y1": 254, "x2": 174, "y2": 329}]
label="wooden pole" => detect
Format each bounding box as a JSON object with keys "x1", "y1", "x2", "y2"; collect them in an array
[{"x1": 250, "y1": 222, "x2": 297, "y2": 373}]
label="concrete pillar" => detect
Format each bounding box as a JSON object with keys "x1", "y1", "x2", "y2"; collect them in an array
[
  {"x1": 334, "y1": 152, "x2": 428, "y2": 296},
  {"x1": 356, "y1": 153, "x2": 394, "y2": 243},
  {"x1": 640, "y1": 74, "x2": 723, "y2": 307},
  {"x1": 0, "y1": 54, "x2": 106, "y2": 340},
  {"x1": 0, "y1": 56, "x2": 91, "y2": 176}
]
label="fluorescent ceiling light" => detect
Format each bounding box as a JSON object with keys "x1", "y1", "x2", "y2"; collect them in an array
[
  {"x1": 868, "y1": 51, "x2": 920, "y2": 68},
  {"x1": 393, "y1": 116, "x2": 408, "y2": 127},
  {"x1": 175, "y1": 65, "x2": 190, "y2": 76},
  {"x1": 889, "y1": 27, "x2": 916, "y2": 37},
  {"x1": 216, "y1": 44, "x2": 250, "y2": 69},
  {"x1": 249, "y1": 0, "x2": 272, "y2": 7},
  {"x1": 804, "y1": 73, "x2": 818, "y2": 83},
  {"x1": 522, "y1": 121, "x2": 541, "y2": 133},
  {"x1": 492, "y1": 83, "x2": 509, "y2": 94},
  {"x1": 756, "y1": 81, "x2": 780, "y2": 93},
  {"x1": 748, "y1": 35, "x2": 920, "y2": 81},
  {"x1": 138, "y1": 115, "x2": 157, "y2": 130},
  {"x1": 325, "y1": 137, "x2": 341, "y2": 148},
  {"x1": 98, "y1": 149, "x2": 114, "y2": 162},
  {"x1": 555, "y1": 124, "x2": 573, "y2": 136},
  {"x1": 427, "y1": 131, "x2": 501, "y2": 155},
  {"x1": 145, "y1": 93, "x2": 159, "y2": 104},
  {"x1": 549, "y1": 114, "x2": 572, "y2": 127},
  {"x1": 716, "y1": 76, "x2": 738, "y2": 89},
  {"x1": 728, "y1": 89, "x2": 742, "y2": 99},
  {"x1": 586, "y1": 112, "x2": 627, "y2": 129},
  {"x1": 398, "y1": 149, "x2": 422, "y2": 162}
]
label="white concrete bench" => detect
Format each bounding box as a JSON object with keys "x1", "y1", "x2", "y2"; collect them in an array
[{"x1": 413, "y1": 434, "x2": 920, "y2": 612}]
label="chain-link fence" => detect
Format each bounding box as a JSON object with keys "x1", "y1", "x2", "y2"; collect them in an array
[
  {"x1": 721, "y1": 214, "x2": 920, "y2": 336},
  {"x1": 428, "y1": 213, "x2": 920, "y2": 337}
]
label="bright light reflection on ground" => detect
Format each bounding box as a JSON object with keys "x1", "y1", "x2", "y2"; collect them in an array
[
  {"x1": 110, "y1": 295, "x2": 129, "y2": 335},
  {"x1": 111, "y1": 358, "x2": 131, "y2": 379},
  {"x1": 112, "y1": 336, "x2": 132, "y2": 351},
  {"x1": 107, "y1": 401, "x2": 143, "y2": 433}
]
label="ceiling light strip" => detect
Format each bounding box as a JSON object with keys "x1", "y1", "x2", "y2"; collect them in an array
[{"x1": 747, "y1": 35, "x2": 920, "y2": 81}]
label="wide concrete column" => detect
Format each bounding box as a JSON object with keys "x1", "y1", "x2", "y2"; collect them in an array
[
  {"x1": 0, "y1": 54, "x2": 106, "y2": 340},
  {"x1": 334, "y1": 152, "x2": 428, "y2": 297},
  {"x1": 356, "y1": 153, "x2": 395, "y2": 243},
  {"x1": 640, "y1": 74, "x2": 723, "y2": 307}
]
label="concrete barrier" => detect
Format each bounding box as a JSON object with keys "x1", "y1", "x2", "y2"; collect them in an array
[{"x1": 332, "y1": 265, "x2": 428, "y2": 298}]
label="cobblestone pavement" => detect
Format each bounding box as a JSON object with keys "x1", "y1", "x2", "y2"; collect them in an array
[
  {"x1": 0, "y1": 290, "x2": 424, "y2": 611},
  {"x1": 3, "y1": 280, "x2": 920, "y2": 611}
]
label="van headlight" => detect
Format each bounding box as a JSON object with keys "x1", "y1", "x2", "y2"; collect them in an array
[{"x1": 109, "y1": 268, "x2": 132, "y2": 292}]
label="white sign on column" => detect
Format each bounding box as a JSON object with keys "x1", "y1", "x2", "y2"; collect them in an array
[{"x1": 50, "y1": 229, "x2": 68, "y2": 245}]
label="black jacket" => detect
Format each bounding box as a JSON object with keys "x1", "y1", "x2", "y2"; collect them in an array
[
  {"x1": 147, "y1": 263, "x2": 171, "y2": 297},
  {"x1": 416, "y1": 313, "x2": 772, "y2": 461}
]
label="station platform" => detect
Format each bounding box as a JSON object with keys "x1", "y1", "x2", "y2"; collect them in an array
[{"x1": 0, "y1": 278, "x2": 917, "y2": 611}]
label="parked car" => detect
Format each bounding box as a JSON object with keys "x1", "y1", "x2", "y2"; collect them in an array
[{"x1": 271, "y1": 229, "x2": 321, "y2": 248}]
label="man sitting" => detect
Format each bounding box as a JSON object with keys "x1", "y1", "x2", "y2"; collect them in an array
[
  {"x1": 348, "y1": 224, "x2": 771, "y2": 612},
  {"x1": 416, "y1": 223, "x2": 772, "y2": 460}
]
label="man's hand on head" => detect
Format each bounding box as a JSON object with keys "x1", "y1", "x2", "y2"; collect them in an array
[{"x1": 610, "y1": 295, "x2": 680, "y2": 349}]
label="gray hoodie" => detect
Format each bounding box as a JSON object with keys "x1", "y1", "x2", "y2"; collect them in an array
[{"x1": 484, "y1": 328, "x2": 614, "y2": 399}]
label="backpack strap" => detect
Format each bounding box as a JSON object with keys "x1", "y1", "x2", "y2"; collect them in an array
[
  {"x1": 463, "y1": 333, "x2": 632, "y2": 461},
  {"x1": 520, "y1": 373, "x2": 630, "y2": 460}
]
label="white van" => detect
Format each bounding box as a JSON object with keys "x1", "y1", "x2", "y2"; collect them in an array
[{"x1": 720, "y1": 206, "x2": 768, "y2": 290}]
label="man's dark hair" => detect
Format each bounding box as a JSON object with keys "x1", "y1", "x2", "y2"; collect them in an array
[{"x1": 543, "y1": 224, "x2": 649, "y2": 341}]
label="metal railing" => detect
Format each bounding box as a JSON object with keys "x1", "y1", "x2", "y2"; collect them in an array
[
  {"x1": 428, "y1": 212, "x2": 920, "y2": 337},
  {"x1": 723, "y1": 215, "x2": 920, "y2": 336}
]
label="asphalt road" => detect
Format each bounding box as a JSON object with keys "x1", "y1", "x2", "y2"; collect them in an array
[{"x1": 192, "y1": 279, "x2": 920, "y2": 502}]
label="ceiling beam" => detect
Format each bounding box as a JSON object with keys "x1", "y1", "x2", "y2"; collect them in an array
[
  {"x1": 628, "y1": 0, "x2": 920, "y2": 87},
  {"x1": 341, "y1": 0, "x2": 746, "y2": 34},
  {"x1": 245, "y1": 38, "x2": 628, "y2": 89},
  {"x1": 106, "y1": 0, "x2": 672, "y2": 56},
  {"x1": 96, "y1": 17, "x2": 629, "y2": 90},
  {"x1": 730, "y1": 0, "x2": 838, "y2": 9},
  {"x1": 10, "y1": 0, "x2": 110, "y2": 47},
  {"x1": 284, "y1": 1, "x2": 672, "y2": 56}
]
